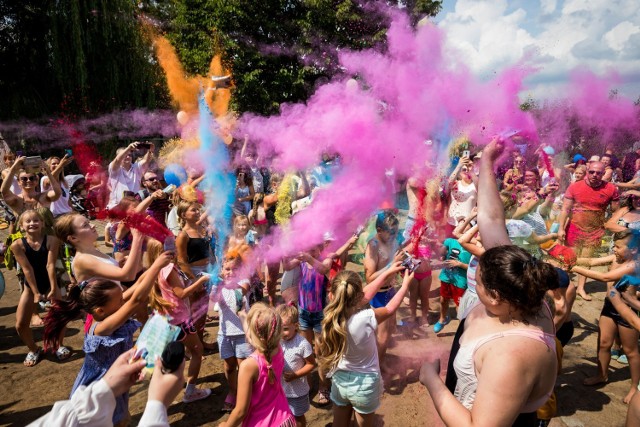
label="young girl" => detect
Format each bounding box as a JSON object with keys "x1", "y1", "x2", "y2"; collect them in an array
[
  {"x1": 146, "y1": 238, "x2": 212, "y2": 402},
  {"x1": 571, "y1": 229, "x2": 640, "y2": 404},
  {"x1": 228, "y1": 215, "x2": 256, "y2": 249},
  {"x1": 11, "y1": 210, "x2": 65, "y2": 366},
  {"x1": 218, "y1": 249, "x2": 255, "y2": 412},
  {"x1": 317, "y1": 267, "x2": 413, "y2": 426},
  {"x1": 43, "y1": 251, "x2": 172, "y2": 426},
  {"x1": 276, "y1": 304, "x2": 316, "y2": 427},
  {"x1": 176, "y1": 200, "x2": 213, "y2": 340},
  {"x1": 220, "y1": 303, "x2": 295, "y2": 427}
]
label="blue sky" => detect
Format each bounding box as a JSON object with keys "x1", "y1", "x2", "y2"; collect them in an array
[{"x1": 435, "y1": 0, "x2": 640, "y2": 101}]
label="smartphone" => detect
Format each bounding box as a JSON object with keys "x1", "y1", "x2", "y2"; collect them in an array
[
  {"x1": 462, "y1": 150, "x2": 470, "y2": 158},
  {"x1": 23, "y1": 156, "x2": 42, "y2": 171},
  {"x1": 137, "y1": 142, "x2": 152, "y2": 149},
  {"x1": 16, "y1": 150, "x2": 23, "y2": 157},
  {"x1": 163, "y1": 184, "x2": 177, "y2": 194},
  {"x1": 65, "y1": 148, "x2": 73, "y2": 157},
  {"x1": 449, "y1": 248, "x2": 461, "y2": 261},
  {"x1": 163, "y1": 235, "x2": 176, "y2": 252}
]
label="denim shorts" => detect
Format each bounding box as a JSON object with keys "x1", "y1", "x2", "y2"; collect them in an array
[
  {"x1": 298, "y1": 307, "x2": 323, "y2": 333},
  {"x1": 218, "y1": 334, "x2": 253, "y2": 360},
  {"x1": 330, "y1": 370, "x2": 383, "y2": 414},
  {"x1": 287, "y1": 395, "x2": 310, "y2": 417}
]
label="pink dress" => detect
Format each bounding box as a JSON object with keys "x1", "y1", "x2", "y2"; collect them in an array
[{"x1": 243, "y1": 349, "x2": 295, "y2": 427}]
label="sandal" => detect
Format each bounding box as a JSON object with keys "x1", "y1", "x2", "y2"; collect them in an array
[
  {"x1": 317, "y1": 389, "x2": 331, "y2": 406},
  {"x1": 56, "y1": 346, "x2": 71, "y2": 361},
  {"x1": 24, "y1": 348, "x2": 42, "y2": 367}
]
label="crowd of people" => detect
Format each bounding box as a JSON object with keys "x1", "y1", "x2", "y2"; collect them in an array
[{"x1": 2, "y1": 135, "x2": 640, "y2": 427}]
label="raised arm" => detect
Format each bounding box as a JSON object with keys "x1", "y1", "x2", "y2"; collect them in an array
[
  {"x1": 95, "y1": 251, "x2": 172, "y2": 336},
  {"x1": 75, "y1": 232, "x2": 144, "y2": 282},
  {"x1": 137, "y1": 143, "x2": 155, "y2": 172},
  {"x1": 1, "y1": 156, "x2": 24, "y2": 207},
  {"x1": 571, "y1": 263, "x2": 637, "y2": 283},
  {"x1": 477, "y1": 139, "x2": 511, "y2": 248},
  {"x1": 109, "y1": 143, "x2": 138, "y2": 174},
  {"x1": 373, "y1": 270, "x2": 413, "y2": 323},
  {"x1": 41, "y1": 161, "x2": 61, "y2": 203}
]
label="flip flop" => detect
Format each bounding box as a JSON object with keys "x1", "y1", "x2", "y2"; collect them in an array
[
  {"x1": 24, "y1": 348, "x2": 42, "y2": 367},
  {"x1": 56, "y1": 346, "x2": 71, "y2": 361},
  {"x1": 317, "y1": 389, "x2": 331, "y2": 406}
]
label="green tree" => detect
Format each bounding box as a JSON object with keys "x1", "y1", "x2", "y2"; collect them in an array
[
  {"x1": 0, "y1": 0, "x2": 169, "y2": 119},
  {"x1": 164, "y1": 0, "x2": 442, "y2": 115}
]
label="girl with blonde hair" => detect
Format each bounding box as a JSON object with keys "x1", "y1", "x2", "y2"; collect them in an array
[
  {"x1": 220, "y1": 303, "x2": 295, "y2": 427},
  {"x1": 317, "y1": 266, "x2": 413, "y2": 427}
]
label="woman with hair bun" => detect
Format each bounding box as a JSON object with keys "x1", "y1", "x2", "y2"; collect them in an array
[{"x1": 421, "y1": 138, "x2": 559, "y2": 427}]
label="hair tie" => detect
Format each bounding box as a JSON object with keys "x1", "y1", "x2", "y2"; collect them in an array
[{"x1": 78, "y1": 280, "x2": 90, "y2": 292}]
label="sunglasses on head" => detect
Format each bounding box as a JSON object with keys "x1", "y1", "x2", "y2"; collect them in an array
[{"x1": 19, "y1": 176, "x2": 37, "y2": 183}]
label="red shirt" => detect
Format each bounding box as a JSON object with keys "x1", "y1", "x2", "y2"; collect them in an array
[{"x1": 565, "y1": 180, "x2": 619, "y2": 232}]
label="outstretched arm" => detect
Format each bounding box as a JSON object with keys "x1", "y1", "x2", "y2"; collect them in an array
[{"x1": 477, "y1": 139, "x2": 511, "y2": 248}]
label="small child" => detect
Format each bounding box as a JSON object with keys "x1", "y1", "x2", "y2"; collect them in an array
[
  {"x1": 43, "y1": 251, "x2": 172, "y2": 427},
  {"x1": 218, "y1": 249, "x2": 254, "y2": 412},
  {"x1": 11, "y1": 209, "x2": 65, "y2": 365},
  {"x1": 147, "y1": 239, "x2": 212, "y2": 403},
  {"x1": 434, "y1": 237, "x2": 470, "y2": 333},
  {"x1": 228, "y1": 215, "x2": 257, "y2": 249},
  {"x1": 220, "y1": 303, "x2": 295, "y2": 427},
  {"x1": 276, "y1": 304, "x2": 316, "y2": 427}
]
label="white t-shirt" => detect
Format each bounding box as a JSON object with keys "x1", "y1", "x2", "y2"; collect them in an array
[
  {"x1": 218, "y1": 287, "x2": 245, "y2": 337},
  {"x1": 447, "y1": 181, "x2": 477, "y2": 225},
  {"x1": 40, "y1": 177, "x2": 72, "y2": 216},
  {"x1": 107, "y1": 161, "x2": 145, "y2": 208},
  {"x1": 335, "y1": 308, "x2": 379, "y2": 375},
  {"x1": 280, "y1": 334, "x2": 313, "y2": 398}
]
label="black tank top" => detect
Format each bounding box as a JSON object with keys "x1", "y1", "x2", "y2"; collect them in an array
[
  {"x1": 21, "y1": 235, "x2": 51, "y2": 294},
  {"x1": 186, "y1": 235, "x2": 211, "y2": 263}
]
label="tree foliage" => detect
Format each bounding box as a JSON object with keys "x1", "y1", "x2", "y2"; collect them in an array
[
  {"x1": 0, "y1": 0, "x2": 169, "y2": 119},
  {"x1": 163, "y1": 0, "x2": 442, "y2": 115}
]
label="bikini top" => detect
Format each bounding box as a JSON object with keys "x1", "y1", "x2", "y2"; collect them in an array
[
  {"x1": 186, "y1": 234, "x2": 211, "y2": 263},
  {"x1": 453, "y1": 303, "x2": 556, "y2": 413}
]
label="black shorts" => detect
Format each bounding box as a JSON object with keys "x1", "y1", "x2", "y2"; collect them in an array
[{"x1": 601, "y1": 298, "x2": 635, "y2": 329}]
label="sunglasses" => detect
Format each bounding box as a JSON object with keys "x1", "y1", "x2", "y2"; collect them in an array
[
  {"x1": 588, "y1": 170, "x2": 603, "y2": 175},
  {"x1": 19, "y1": 176, "x2": 37, "y2": 183},
  {"x1": 145, "y1": 177, "x2": 159, "y2": 182}
]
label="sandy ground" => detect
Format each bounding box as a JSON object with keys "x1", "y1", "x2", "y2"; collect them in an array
[{"x1": 0, "y1": 221, "x2": 633, "y2": 426}]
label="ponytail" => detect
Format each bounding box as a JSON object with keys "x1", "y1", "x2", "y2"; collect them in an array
[
  {"x1": 317, "y1": 271, "x2": 363, "y2": 373},
  {"x1": 43, "y1": 279, "x2": 121, "y2": 351},
  {"x1": 245, "y1": 303, "x2": 282, "y2": 384}
]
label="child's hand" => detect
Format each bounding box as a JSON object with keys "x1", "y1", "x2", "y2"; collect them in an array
[
  {"x1": 154, "y1": 251, "x2": 174, "y2": 269},
  {"x1": 283, "y1": 371, "x2": 298, "y2": 382},
  {"x1": 387, "y1": 261, "x2": 404, "y2": 276},
  {"x1": 402, "y1": 269, "x2": 415, "y2": 285}
]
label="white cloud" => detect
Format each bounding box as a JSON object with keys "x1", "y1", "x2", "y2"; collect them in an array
[
  {"x1": 540, "y1": 0, "x2": 557, "y2": 15},
  {"x1": 438, "y1": 0, "x2": 640, "y2": 98},
  {"x1": 604, "y1": 21, "x2": 640, "y2": 51}
]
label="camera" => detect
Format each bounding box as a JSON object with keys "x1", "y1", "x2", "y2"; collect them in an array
[{"x1": 401, "y1": 251, "x2": 422, "y2": 273}]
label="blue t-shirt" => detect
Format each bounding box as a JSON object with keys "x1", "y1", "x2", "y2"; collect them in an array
[{"x1": 438, "y1": 238, "x2": 471, "y2": 289}]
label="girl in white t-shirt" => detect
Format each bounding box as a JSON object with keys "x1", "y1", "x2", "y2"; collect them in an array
[{"x1": 316, "y1": 265, "x2": 412, "y2": 426}]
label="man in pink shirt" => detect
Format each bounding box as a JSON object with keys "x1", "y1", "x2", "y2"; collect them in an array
[{"x1": 557, "y1": 161, "x2": 620, "y2": 302}]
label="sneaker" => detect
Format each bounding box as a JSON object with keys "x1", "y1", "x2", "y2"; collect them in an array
[
  {"x1": 434, "y1": 316, "x2": 450, "y2": 333},
  {"x1": 611, "y1": 349, "x2": 621, "y2": 360},
  {"x1": 618, "y1": 354, "x2": 629, "y2": 365},
  {"x1": 183, "y1": 387, "x2": 212, "y2": 403}
]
